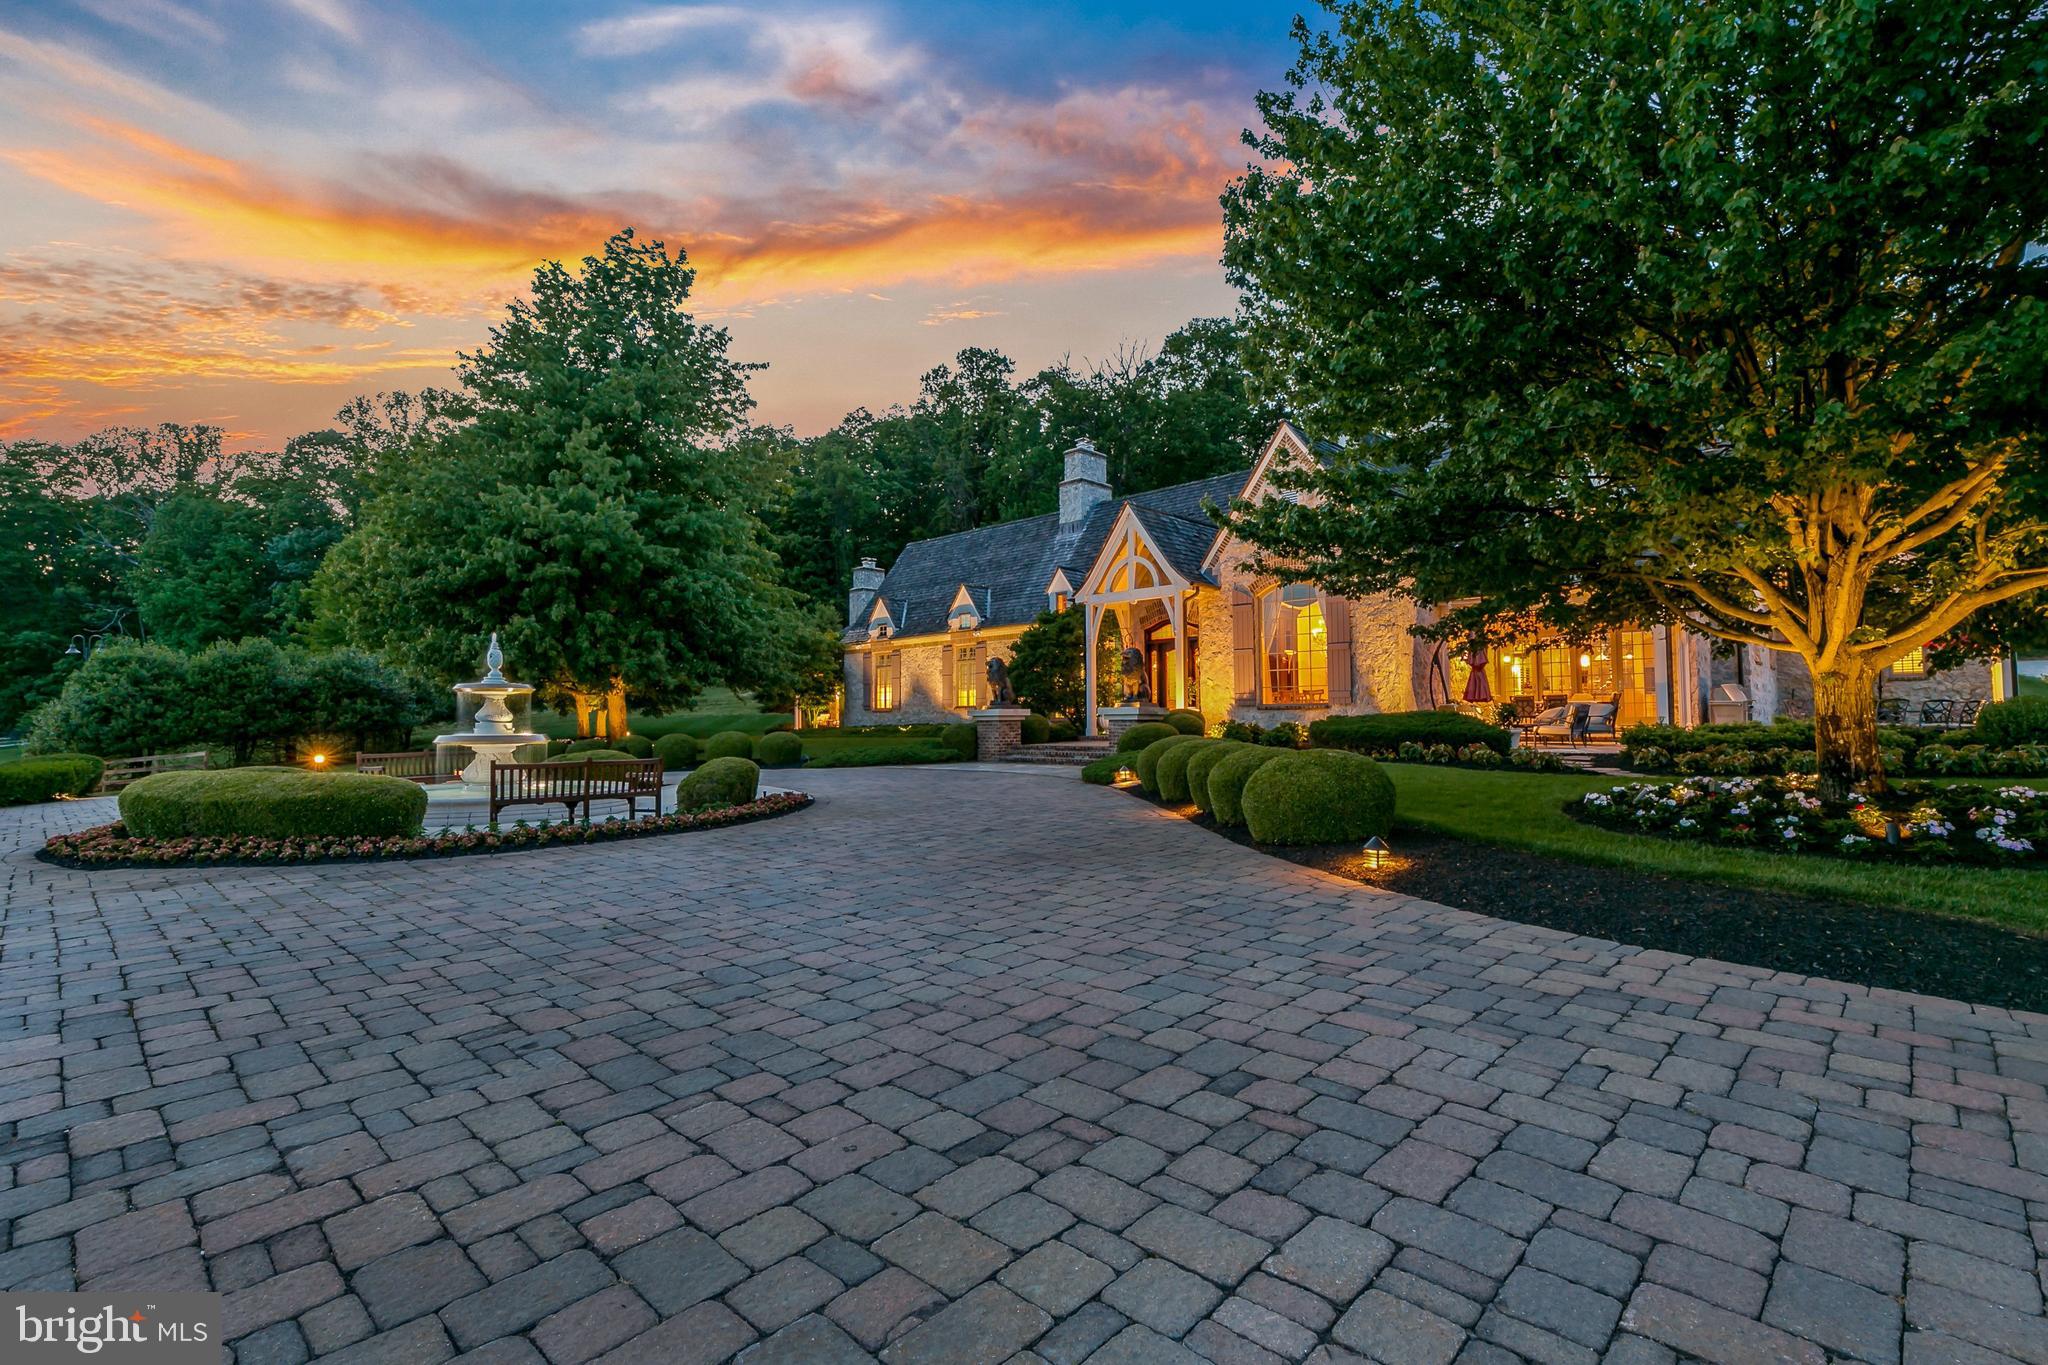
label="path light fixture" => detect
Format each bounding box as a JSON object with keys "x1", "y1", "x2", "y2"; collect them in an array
[
  {"x1": 309, "y1": 753, "x2": 329, "y2": 769},
  {"x1": 1362, "y1": 835, "x2": 1392, "y2": 869},
  {"x1": 1114, "y1": 765, "x2": 1138, "y2": 787}
]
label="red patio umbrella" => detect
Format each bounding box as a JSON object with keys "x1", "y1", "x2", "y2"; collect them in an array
[{"x1": 1461, "y1": 645, "x2": 1493, "y2": 704}]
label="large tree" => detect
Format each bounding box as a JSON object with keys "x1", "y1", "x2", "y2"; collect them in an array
[
  {"x1": 1223, "y1": 0, "x2": 2048, "y2": 794},
  {"x1": 313, "y1": 230, "x2": 804, "y2": 737}
]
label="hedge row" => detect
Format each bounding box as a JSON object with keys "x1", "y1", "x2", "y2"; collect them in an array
[
  {"x1": 1309, "y1": 712, "x2": 1510, "y2": 756},
  {"x1": 0, "y1": 753, "x2": 106, "y2": 806},
  {"x1": 119, "y1": 768, "x2": 428, "y2": 839},
  {"x1": 1625, "y1": 742, "x2": 2048, "y2": 778},
  {"x1": 1118, "y1": 735, "x2": 1396, "y2": 846}
]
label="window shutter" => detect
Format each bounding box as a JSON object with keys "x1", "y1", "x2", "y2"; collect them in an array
[
  {"x1": 863, "y1": 652, "x2": 876, "y2": 710},
  {"x1": 970, "y1": 644, "x2": 985, "y2": 709},
  {"x1": 1231, "y1": 589, "x2": 1257, "y2": 703},
  {"x1": 941, "y1": 642, "x2": 955, "y2": 709},
  {"x1": 1324, "y1": 593, "x2": 1354, "y2": 706}
]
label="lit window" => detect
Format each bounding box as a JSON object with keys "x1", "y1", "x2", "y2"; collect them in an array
[
  {"x1": 955, "y1": 650, "x2": 979, "y2": 709},
  {"x1": 1891, "y1": 646, "x2": 1926, "y2": 678},
  {"x1": 872, "y1": 651, "x2": 898, "y2": 711},
  {"x1": 1261, "y1": 584, "x2": 1328, "y2": 705},
  {"x1": 1051, "y1": 592, "x2": 1069, "y2": 613}
]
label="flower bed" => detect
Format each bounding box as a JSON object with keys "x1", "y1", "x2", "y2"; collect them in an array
[
  {"x1": 40, "y1": 792, "x2": 812, "y2": 869},
  {"x1": 1570, "y1": 776, "x2": 2044, "y2": 864}
]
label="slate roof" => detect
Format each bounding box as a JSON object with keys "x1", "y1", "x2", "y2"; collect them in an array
[{"x1": 849, "y1": 468, "x2": 1251, "y2": 642}]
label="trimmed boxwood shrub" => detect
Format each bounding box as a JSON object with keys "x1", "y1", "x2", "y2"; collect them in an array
[
  {"x1": 1164, "y1": 708, "x2": 1205, "y2": 736},
  {"x1": 615, "y1": 734, "x2": 655, "y2": 759},
  {"x1": 565, "y1": 737, "x2": 616, "y2": 755},
  {"x1": 544, "y1": 748, "x2": 634, "y2": 763},
  {"x1": 546, "y1": 738, "x2": 575, "y2": 756},
  {"x1": 1156, "y1": 738, "x2": 1215, "y2": 803},
  {"x1": 703, "y1": 731, "x2": 755, "y2": 760},
  {"x1": 1978, "y1": 699, "x2": 2048, "y2": 747},
  {"x1": 676, "y1": 756, "x2": 759, "y2": 809},
  {"x1": 1184, "y1": 742, "x2": 1247, "y2": 814},
  {"x1": 940, "y1": 723, "x2": 978, "y2": 760},
  {"x1": 1081, "y1": 754, "x2": 1124, "y2": 785},
  {"x1": 1309, "y1": 711, "x2": 1509, "y2": 756},
  {"x1": 805, "y1": 743, "x2": 957, "y2": 768},
  {"x1": 119, "y1": 768, "x2": 427, "y2": 839},
  {"x1": 1208, "y1": 747, "x2": 1284, "y2": 826},
  {"x1": 1133, "y1": 734, "x2": 1203, "y2": 794},
  {"x1": 1021, "y1": 713, "x2": 1051, "y2": 744},
  {"x1": 1261, "y1": 721, "x2": 1310, "y2": 748},
  {"x1": 1240, "y1": 750, "x2": 1397, "y2": 846},
  {"x1": 753, "y1": 731, "x2": 804, "y2": 767},
  {"x1": 652, "y1": 733, "x2": 699, "y2": 770},
  {"x1": 1117, "y1": 721, "x2": 1177, "y2": 753},
  {"x1": 0, "y1": 753, "x2": 105, "y2": 805},
  {"x1": 1047, "y1": 721, "x2": 1079, "y2": 743}
]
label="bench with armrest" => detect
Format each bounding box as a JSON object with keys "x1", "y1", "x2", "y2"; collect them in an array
[
  {"x1": 354, "y1": 751, "x2": 444, "y2": 782},
  {"x1": 488, "y1": 758, "x2": 663, "y2": 824},
  {"x1": 95, "y1": 750, "x2": 208, "y2": 794}
]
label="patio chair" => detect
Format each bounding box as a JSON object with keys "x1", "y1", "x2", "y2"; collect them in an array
[
  {"x1": 1953, "y1": 699, "x2": 1983, "y2": 728},
  {"x1": 1526, "y1": 703, "x2": 1585, "y2": 747},
  {"x1": 1918, "y1": 698, "x2": 1956, "y2": 727},
  {"x1": 1580, "y1": 698, "x2": 1620, "y2": 744},
  {"x1": 1875, "y1": 696, "x2": 1908, "y2": 725}
]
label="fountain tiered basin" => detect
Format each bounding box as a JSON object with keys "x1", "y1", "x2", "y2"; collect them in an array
[{"x1": 428, "y1": 634, "x2": 547, "y2": 801}]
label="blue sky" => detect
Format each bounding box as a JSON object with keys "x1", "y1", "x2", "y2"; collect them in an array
[{"x1": 0, "y1": 0, "x2": 1306, "y2": 447}]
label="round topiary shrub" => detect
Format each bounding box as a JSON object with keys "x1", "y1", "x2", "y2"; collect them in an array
[
  {"x1": 1165, "y1": 708, "x2": 1205, "y2": 736},
  {"x1": 119, "y1": 768, "x2": 427, "y2": 839},
  {"x1": 1133, "y1": 734, "x2": 1203, "y2": 793},
  {"x1": 940, "y1": 723, "x2": 978, "y2": 760},
  {"x1": 614, "y1": 734, "x2": 655, "y2": 759},
  {"x1": 1080, "y1": 754, "x2": 1124, "y2": 785},
  {"x1": 704, "y1": 731, "x2": 755, "y2": 760},
  {"x1": 565, "y1": 737, "x2": 616, "y2": 755},
  {"x1": 1208, "y1": 747, "x2": 1286, "y2": 827},
  {"x1": 1155, "y1": 738, "x2": 1215, "y2": 803},
  {"x1": 545, "y1": 748, "x2": 634, "y2": 763},
  {"x1": 1117, "y1": 721, "x2": 1178, "y2": 753},
  {"x1": 754, "y1": 731, "x2": 803, "y2": 767},
  {"x1": 0, "y1": 753, "x2": 105, "y2": 806},
  {"x1": 1185, "y1": 742, "x2": 1249, "y2": 814},
  {"x1": 1047, "y1": 721, "x2": 1079, "y2": 743},
  {"x1": 676, "y1": 756, "x2": 760, "y2": 810},
  {"x1": 1240, "y1": 750, "x2": 1396, "y2": 846},
  {"x1": 1021, "y1": 713, "x2": 1051, "y2": 744},
  {"x1": 652, "y1": 733, "x2": 699, "y2": 771}
]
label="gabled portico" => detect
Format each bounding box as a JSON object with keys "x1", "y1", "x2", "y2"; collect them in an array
[{"x1": 1077, "y1": 503, "x2": 1200, "y2": 735}]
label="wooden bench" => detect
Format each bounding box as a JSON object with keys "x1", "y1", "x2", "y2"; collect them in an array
[
  {"x1": 95, "y1": 750, "x2": 209, "y2": 794},
  {"x1": 355, "y1": 750, "x2": 445, "y2": 782},
  {"x1": 488, "y1": 758, "x2": 664, "y2": 824}
]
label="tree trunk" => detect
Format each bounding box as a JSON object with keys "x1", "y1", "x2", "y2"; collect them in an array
[
  {"x1": 1811, "y1": 663, "x2": 1885, "y2": 800},
  {"x1": 602, "y1": 681, "x2": 628, "y2": 742}
]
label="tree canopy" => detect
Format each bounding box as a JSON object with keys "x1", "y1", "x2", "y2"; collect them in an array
[
  {"x1": 312, "y1": 230, "x2": 805, "y2": 735},
  {"x1": 1223, "y1": 0, "x2": 2048, "y2": 791}
]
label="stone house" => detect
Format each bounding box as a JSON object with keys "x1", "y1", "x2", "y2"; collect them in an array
[{"x1": 841, "y1": 423, "x2": 2019, "y2": 734}]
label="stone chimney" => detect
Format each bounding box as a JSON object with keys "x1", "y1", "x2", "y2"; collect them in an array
[
  {"x1": 848, "y1": 556, "x2": 885, "y2": 628},
  {"x1": 1059, "y1": 439, "x2": 1111, "y2": 524}
]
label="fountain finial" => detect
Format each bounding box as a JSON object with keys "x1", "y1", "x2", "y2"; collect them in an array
[{"x1": 483, "y1": 632, "x2": 505, "y2": 683}]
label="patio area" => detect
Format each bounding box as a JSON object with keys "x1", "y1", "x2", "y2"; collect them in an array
[{"x1": 4, "y1": 768, "x2": 2047, "y2": 1363}]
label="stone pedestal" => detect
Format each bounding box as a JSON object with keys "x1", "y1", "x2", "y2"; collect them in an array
[
  {"x1": 969, "y1": 707, "x2": 1030, "y2": 762},
  {"x1": 1100, "y1": 705, "x2": 1166, "y2": 751}
]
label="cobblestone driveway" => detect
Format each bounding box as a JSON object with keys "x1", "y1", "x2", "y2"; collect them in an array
[{"x1": 5, "y1": 768, "x2": 2048, "y2": 1364}]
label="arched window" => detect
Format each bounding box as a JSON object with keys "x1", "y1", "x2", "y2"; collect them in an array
[{"x1": 1261, "y1": 584, "x2": 1328, "y2": 704}]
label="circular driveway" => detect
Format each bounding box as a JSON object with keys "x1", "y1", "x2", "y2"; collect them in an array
[{"x1": 3, "y1": 767, "x2": 2045, "y2": 1362}]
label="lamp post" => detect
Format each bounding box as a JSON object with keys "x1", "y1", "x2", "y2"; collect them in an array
[{"x1": 59, "y1": 609, "x2": 136, "y2": 667}]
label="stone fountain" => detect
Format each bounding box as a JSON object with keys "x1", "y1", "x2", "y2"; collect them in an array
[{"x1": 432, "y1": 633, "x2": 547, "y2": 786}]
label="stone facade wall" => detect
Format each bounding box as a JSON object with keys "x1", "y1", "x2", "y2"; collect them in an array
[
  {"x1": 840, "y1": 633, "x2": 1022, "y2": 727},
  {"x1": 1766, "y1": 653, "x2": 1993, "y2": 721}
]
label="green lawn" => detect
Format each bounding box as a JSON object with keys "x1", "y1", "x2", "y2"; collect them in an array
[{"x1": 1385, "y1": 764, "x2": 2048, "y2": 933}]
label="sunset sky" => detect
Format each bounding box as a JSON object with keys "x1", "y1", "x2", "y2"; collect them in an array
[{"x1": 0, "y1": 0, "x2": 1300, "y2": 450}]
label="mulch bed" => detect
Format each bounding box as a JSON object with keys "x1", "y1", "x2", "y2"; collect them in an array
[
  {"x1": 1126, "y1": 791, "x2": 2048, "y2": 1012},
  {"x1": 37, "y1": 792, "x2": 814, "y2": 870}
]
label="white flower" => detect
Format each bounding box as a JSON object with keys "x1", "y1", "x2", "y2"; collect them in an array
[{"x1": 1840, "y1": 833, "x2": 1868, "y2": 846}]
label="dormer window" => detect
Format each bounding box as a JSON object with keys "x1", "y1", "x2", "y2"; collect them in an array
[
  {"x1": 947, "y1": 585, "x2": 984, "y2": 631},
  {"x1": 1045, "y1": 569, "x2": 1075, "y2": 615},
  {"x1": 866, "y1": 598, "x2": 895, "y2": 641}
]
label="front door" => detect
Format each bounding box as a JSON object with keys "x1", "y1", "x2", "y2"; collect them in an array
[{"x1": 1143, "y1": 622, "x2": 1196, "y2": 710}]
